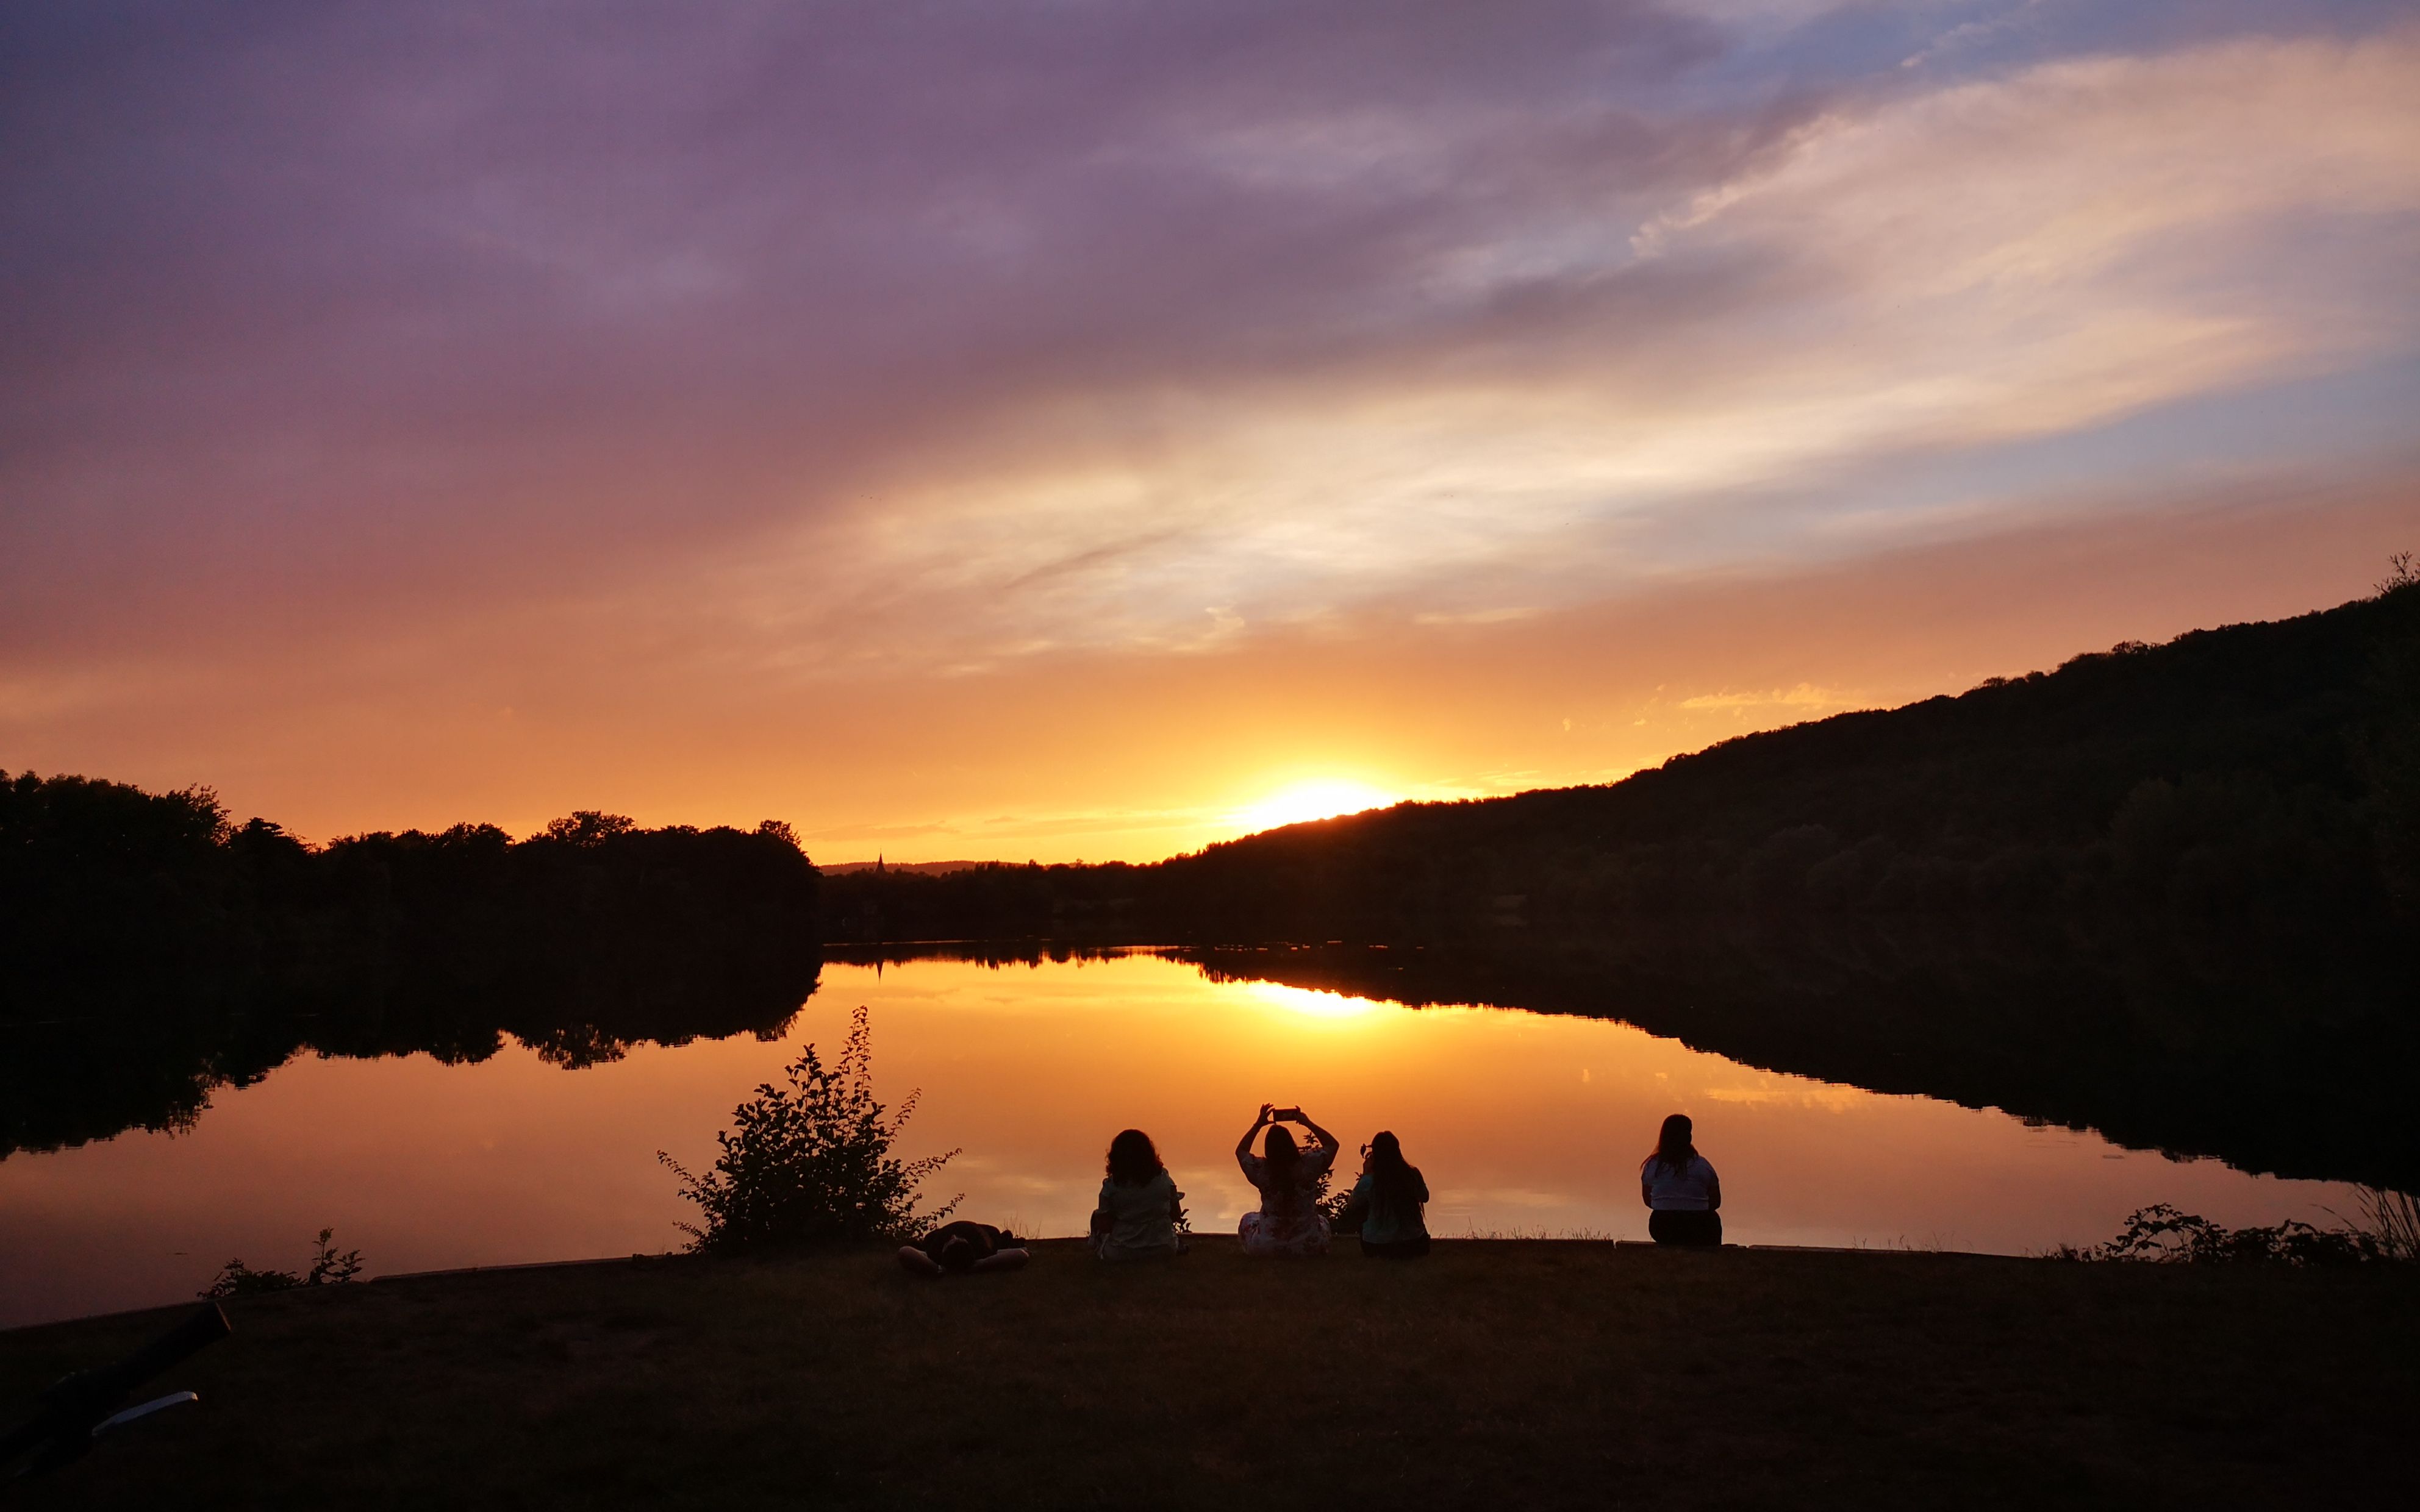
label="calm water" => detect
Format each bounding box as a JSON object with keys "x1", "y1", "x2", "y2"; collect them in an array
[{"x1": 0, "y1": 953, "x2": 2365, "y2": 1327}]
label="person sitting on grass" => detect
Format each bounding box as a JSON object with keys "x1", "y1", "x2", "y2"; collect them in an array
[
  {"x1": 1342, "y1": 1130, "x2": 1431, "y2": 1259},
  {"x1": 1236, "y1": 1103, "x2": 1340, "y2": 1258},
  {"x1": 896, "y1": 1220, "x2": 1029, "y2": 1277},
  {"x1": 1641, "y1": 1113, "x2": 1722, "y2": 1247},
  {"x1": 1088, "y1": 1128, "x2": 1187, "y2": 1263}
]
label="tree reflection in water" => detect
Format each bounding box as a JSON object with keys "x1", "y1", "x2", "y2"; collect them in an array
[
  {"x1": 1160, "y1": 920, "x2": 2418, "y2": 1194},
  {"x1": 829, "y1": 913, "x2": 2416, "y2": 1195}
]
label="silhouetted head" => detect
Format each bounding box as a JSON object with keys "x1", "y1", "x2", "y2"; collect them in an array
[
  {"x1": 1364, "y1": 1129, "x2": 1421, "y2": 1207},
  {"x1": 936, "y1": 1234, "x2": 978, "y2": 1273},
  {"x1": 1653, "y1": 1114, "x2": 1696, "y2": 1175},
  {"x1": 1264, "y1": 1122, "x2": 1300, "y2": 1179},
  {"x1": 1106, "y1": 1128, "x2": 1165, "y2": 1187}
]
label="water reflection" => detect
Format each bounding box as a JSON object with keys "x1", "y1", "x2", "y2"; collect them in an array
[
  {"x1": 1164, "y1": 923, "x2": 2419, "y2": 1193},
  {"x1": 0, "y1": 964, "x2": 815, "y2": 1158},
  {"x1": 0, "y1": 954, "x2": 2366, "y2": 1328}
]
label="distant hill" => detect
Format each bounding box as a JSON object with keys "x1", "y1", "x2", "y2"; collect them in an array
[
  {"x1": 826, "y1": 582, "x2": 2420, "y2": 945},
  {"x1": 820, "y1": 859, "x2": 984, "y2": 876}
]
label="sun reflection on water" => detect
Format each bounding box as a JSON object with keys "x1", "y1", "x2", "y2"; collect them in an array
[{"x1": 1245, "y1": 981, "x2": 1381, "y2": 1019}]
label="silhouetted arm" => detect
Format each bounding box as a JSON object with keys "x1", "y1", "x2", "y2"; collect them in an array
[
  {"x1": 1295, "y1": 1112, "x2": 1339, "y2": 1154},
  {"x1": 1236, "y1": 1104, "x2": 1272, "y2": 1161},
  {"x1": 1706, "y1": 1166, "x2": 1722, "y2": 1213}
]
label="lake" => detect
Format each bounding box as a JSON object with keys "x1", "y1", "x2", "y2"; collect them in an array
[{"x1": 0, "y1": 950, "x2": 2366, "y2": 1327}]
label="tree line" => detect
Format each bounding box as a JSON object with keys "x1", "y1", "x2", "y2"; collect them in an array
[{"x1": 0, "y1": 786, "x2": 819, "y2": 1154}]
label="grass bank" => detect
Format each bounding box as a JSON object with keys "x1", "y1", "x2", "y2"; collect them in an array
[{"x1": 4, "y1": 1240, "x2": 2411, "y2": 1508}]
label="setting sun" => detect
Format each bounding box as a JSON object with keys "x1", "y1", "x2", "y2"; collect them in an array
[{"x1": 1226, "y1": 779, "x2": 1402, "y2": 836}]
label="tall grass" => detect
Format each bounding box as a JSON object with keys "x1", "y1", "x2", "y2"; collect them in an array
[{"x1": 2350, "y1": 1186, "x2": 2420, "y2": 1261}]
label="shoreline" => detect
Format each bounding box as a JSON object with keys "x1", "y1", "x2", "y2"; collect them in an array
[{"x1": 6, "y1": 1238, "x2": 2047, "y2": 1336}]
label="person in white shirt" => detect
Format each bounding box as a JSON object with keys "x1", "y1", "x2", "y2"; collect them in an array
[
  {"x1": 1088, "y1": 1127, "x2": 1187, "y2": 1263},
  {"x1": 1639, "y1": 1113, "x2": 1722, "y2": 1246}
]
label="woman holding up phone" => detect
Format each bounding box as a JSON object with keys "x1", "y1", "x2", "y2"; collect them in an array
[{"x1": 1235, "y1": 1104, "x2": 1341, "y2": 1258}]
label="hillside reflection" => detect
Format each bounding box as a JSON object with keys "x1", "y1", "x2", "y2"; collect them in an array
[
  {"x1": 1170, "y1": 927, "x2": 2415, "y2": 1193},
  {"x1": 838, "y1": 918, "x2": 2418, "y2": 1193}
]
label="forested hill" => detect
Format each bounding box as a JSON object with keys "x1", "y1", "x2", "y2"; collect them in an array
[{"x1": 827, "y1": 581, "x2": 2420, "y2": 944}]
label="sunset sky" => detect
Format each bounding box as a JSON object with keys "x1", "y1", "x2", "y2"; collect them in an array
[{"x1": 5, "y1": 1, "x2": 2416, "y2": 861}]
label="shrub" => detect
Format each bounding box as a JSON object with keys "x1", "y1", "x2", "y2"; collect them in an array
[
  {"x1": 2070, "y1": 1204, "x2": 2383, "y2": 1266},
  {"x1": 659, "y1": 1006, "x2": 959, "y2": 1251},
  {"x1": 199, "y1": 1227, "x2": 364, "y2": 1299},
  {"x1": 1315, "y1": 1168, "x2": 1351, "y2": 1235}
]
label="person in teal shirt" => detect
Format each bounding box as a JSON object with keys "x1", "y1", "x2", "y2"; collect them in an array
[{"x1": 1344, "y1": 1130, "x2": 1430, "y2": 1259}]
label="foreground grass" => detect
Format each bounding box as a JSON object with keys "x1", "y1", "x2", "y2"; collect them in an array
[{"x1": 4, "y1": 1239, "x2": 2413, "y2": 1508}]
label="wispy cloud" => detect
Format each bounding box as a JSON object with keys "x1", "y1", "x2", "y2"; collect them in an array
[
  {"x1": 657, "y1": 22, "x2": 2420, "y2": 671},
  {"x1": 1676, "y1": 685, "x2": 1865, "y2": 715}
]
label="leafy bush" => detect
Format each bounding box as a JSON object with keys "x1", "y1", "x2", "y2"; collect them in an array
[
  {"x1": 200, "y1": 1227, "x2": 365, "y2": 1298},
  {"x1": 1315, "y1": 1167, "x2": 1354, "y2": 1235},
  {"x1": 2064, "y1": 1204, "x2": 2386, "y2": 1266},
  {"x1": 659, "y1": 1006, "x2": 959, "y2": 1251}
]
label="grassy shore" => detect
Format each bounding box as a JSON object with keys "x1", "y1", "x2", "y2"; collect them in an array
[{"x1": 4, "y1": 1239, "x2": 2412, "y2": 1508}]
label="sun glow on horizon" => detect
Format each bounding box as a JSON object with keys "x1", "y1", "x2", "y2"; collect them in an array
[{"x1": 1225, "y1": 779, "x2": 1403, "y2": 836}]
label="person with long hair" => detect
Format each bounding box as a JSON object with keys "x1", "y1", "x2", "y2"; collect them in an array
[
  {"x1": 1640, "y1": 1113, "x2": 1722, "y2": 1246},
  {"x1": 1087, "y1": 1127, "x2": 1186, "y2": 1263},
  {"x1": 1236, "y1": 1103, "x2": 1341, "y2": 1258},
  {"x1": 1344, "y1": 1130, "x2": 1430, "y2": 1258}
]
